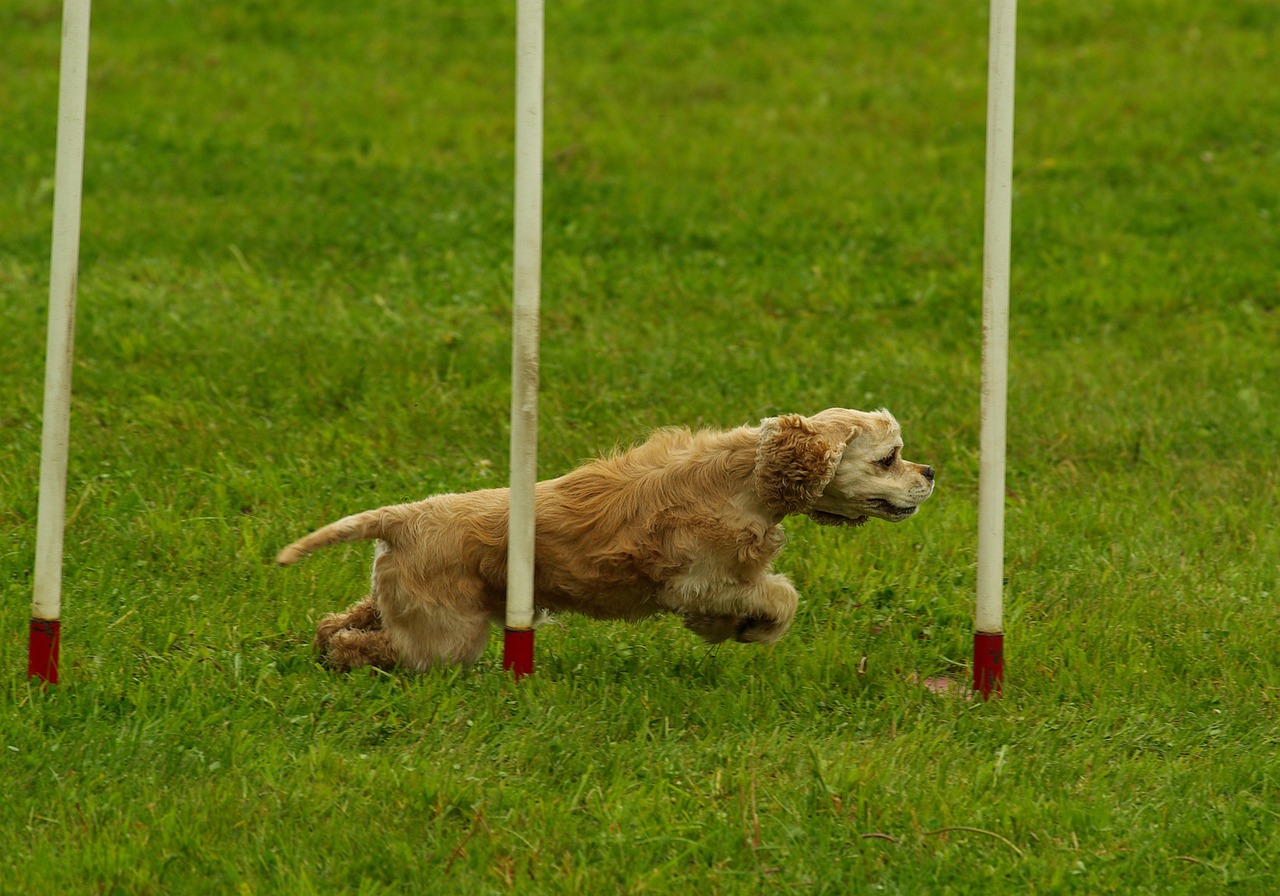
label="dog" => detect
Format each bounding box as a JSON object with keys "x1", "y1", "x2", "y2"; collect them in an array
[{"x1": 276, "y1": 408, "x2": 934, "y2": 671}]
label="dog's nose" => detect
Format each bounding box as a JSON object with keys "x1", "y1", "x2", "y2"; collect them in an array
[{"x1": 922, "y1": 466, "x2": 935, "y2": 482}]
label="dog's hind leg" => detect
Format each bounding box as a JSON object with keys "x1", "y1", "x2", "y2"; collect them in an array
[
  {"x1": 314, "y1": 594, "x2": 381, "y2": 654},
  {"x1": 321, "y1": 626, "x2": 400, "y2": 672},
  {"x1": 387, "y1": 607, "x2": 492, "y2": 671}
]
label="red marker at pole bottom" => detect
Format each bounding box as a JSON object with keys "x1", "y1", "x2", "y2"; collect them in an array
[
  {"x1": 503, "y1": 628, "x2": 534, "y2": 680},
  {"x1": 28, "y1": 618, "x2": 61, "y2": 685},
  {"x1": 973, "y1": 630, "x2": 1003, "y2": 699}
]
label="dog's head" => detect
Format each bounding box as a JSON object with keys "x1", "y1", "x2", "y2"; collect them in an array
[{"x1": 754, "y1": 408, "x2": 934, "y2": 526}]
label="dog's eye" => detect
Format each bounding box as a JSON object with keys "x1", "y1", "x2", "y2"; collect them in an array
[{"x1": 878, "y1": 450, "x2": 897, "y2": 469}]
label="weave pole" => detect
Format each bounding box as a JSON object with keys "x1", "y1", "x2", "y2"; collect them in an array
[
  {"x1": 974, "y1": 0, "x2": 1017, "y2": 699},
  {"x1": 29, "y1": 0, "x2": 93, "y2": 685},
  {"x1": 504, "y1": 0, "x2": 545, "y2": 679}
]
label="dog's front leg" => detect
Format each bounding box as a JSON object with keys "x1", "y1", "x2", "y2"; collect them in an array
[{"x1": 679, "y1": 573, "x2": 798, "y2": 645}]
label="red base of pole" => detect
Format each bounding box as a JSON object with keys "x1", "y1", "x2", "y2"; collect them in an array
[
  {"x1": 973, "y1": 630, "x2": 1003, "y2": 699},
  {"x1": 503, "y1": 627, "x2": 534, "y2": 679},
  {"x1": 28, "y1": 618, "x2": 61, "y2": 685}
]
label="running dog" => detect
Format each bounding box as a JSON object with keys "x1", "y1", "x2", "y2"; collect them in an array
[{"x1": 277, "y1": 408, "x2": 934, "y2": 671}]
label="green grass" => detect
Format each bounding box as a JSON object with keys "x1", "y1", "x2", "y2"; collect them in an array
[{"x1": 3, "y1": 0, "x2": 1278, "y2": 892}]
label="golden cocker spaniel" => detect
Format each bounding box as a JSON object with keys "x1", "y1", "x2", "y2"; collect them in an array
[{"x1": 277, "y1": 408, "x2": 934, "y2": 671}]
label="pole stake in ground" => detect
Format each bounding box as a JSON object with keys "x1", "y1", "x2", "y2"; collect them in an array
[
  {"x1": 29, "y1": 0, "x2": 93, "y2": 686},
  {"x1": 974, "y1": 0, "x2": 1017, "y2": 699},
  {"x1": 503, "y1": 0, "x2": 544, "y2": 680}
]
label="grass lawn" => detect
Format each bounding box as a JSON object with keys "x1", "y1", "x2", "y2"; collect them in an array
[{"x1": 3, "y1": 1, "x2": 1278, "y2": 892}]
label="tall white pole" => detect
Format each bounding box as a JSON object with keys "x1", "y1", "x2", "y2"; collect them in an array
[
  {"x1": 975, "y1": 0, "x2": 1017, "y2": 698},
  {"x1": 30, "y1": 0, "x2": 93, "y2": 685},
  {"x1": 504, "y1": 0, "x2": 544, "y2": 678}
]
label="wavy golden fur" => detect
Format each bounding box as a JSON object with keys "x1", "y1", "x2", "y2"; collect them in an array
[{"x1": 277, "y1": 408, "x2": 934, "y2": 671}]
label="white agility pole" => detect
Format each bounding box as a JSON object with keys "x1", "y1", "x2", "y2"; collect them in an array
[
  {"x1": 974, "y1": 0, "x2": 1017, "y2": 699},
  {"x1": 504, "y1": 0, "x2": 545, "y2": 678},
  {"x1": 29, "y1": 0, "x2": 93, "y2": 685}
]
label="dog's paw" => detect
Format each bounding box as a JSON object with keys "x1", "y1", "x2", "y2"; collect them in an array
[
  {"x1": 313, "y1": 614, "x2": 347, "y2": 653},
  {"x1": 682, "y1": 613, "x2": 792, "y2": 645},
  {"x1": 733, "y1": 614, "x2": 792, "y2": 645},
  {"x1": 317, "y1": 628, "x2": 400, "y2": 673},
  {"x1": 682, "y1": 614, "x2": 741, "y2": 644}
]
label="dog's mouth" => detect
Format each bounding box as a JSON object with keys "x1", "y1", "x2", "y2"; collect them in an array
[
  {"x1": 806, "y1": 510, "x2": 868, "y2": 528},
  {"x1": 808, "y1": 500, "x2": 917, "y2": 527},
  {"x1": 867, "y1": 499, "x2": 918, "y2": 521}
]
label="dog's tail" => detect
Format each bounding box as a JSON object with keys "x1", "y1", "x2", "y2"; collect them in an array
[{"x1": 276, "y1": 506, "x2": 409, "y2": 566}]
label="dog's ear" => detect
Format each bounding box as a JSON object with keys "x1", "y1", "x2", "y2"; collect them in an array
[{"x1": 755, "y1": 410, "x2": 862, "y2": 516}]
